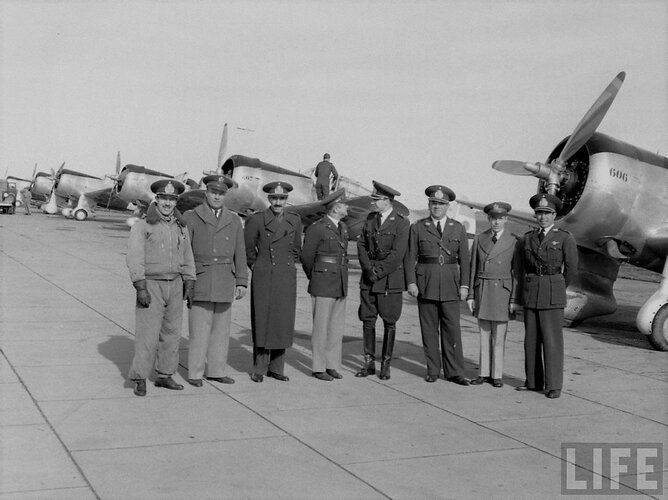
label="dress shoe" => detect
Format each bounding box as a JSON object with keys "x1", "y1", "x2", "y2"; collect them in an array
[
  {"x1": 492, "y1": 379, "x2": 504, "y2": 388},
  {"x1": 312, "y1": 371, "x2": 333, "y2": 381},
  {"x1": 546, "y1": 389, "x2": 561, "y2": 399},
  {"x1": 206, "y1": 376, "x2": 235, "y2": 384},
  {"x1": 325, "y1": 369, "x2": 342, "y2": 379},
  {"x1": 447, "y1": 376, "x2": 470, "y2": 386},
  {"x1": 134, "y1": 379, "x2": 146, "y2": 397},
  {"x1": 250, "y1": 373, "x2": 264, "y2": 383},
  {"x1": 267, "y1": 371, "x2": 289, "y2": 381},
  {"x1": 425, "y1": 375, "x2": 438, "y2": 383},
  {"x1": 155, "y1": 377, "x2": 183, "y2": 390},
  {"x1": 515, "y1": 385, "x2": 540, "y2": 392},
  {"x1": 470, "y1": 376, "x2": 488, "y2": 385},
  {"x1": 187, "y1": 378, "x2": 203, "y2": 387},
  {"x1": 355, "y1": 366, "x2": 375, "y2": 377}
]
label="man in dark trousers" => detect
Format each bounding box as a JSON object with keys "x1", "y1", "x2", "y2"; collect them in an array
[
  {"x1": 126, "y1": 180, "x2": 196, "y2": 396},
  {"x1": 355, "y1": 181, "x2": 409, "y2": 380},
  {"x1": 516, "y1": 193, "x2": 578, "y2": 399},
  {"x1": 405, "y1": 185, "x2": 470, "y2": 385},
  {"x1": 301, "y1": 189, "x2": 349, "y2": 381},
  {"x1": 181, "y1": 175, "x2": 248, "y2": 387},
  {"x1": 244, "y1": 181, "x2": 302, "y2": 383},
  {"x1": 313, "y1": 153, "x2": 339, "y2": 200}
]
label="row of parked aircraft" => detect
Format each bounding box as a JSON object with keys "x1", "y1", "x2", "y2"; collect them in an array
[{"x1": 2, "y1": 72, "x2": 666, "y2": 352}]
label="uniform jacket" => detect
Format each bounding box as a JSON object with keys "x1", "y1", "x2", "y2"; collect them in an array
[
  {"x1": 517, "y1": 227, "x2": 578, "y2": 309},
  {"x1": 301, "y1": 216, "x2": 348, "y2": 298},
  {"x1": 244, "y1": 208, "x2": 302, "y2": 349},
  {"x1": 467, "y1": 229, "x2": 519, "y2": 321},
  {"x1": 405, "y1": 217, "x2": 470, "y2": 302},
  {"x1": 181, "y1": 204, "x2": 248, "y2": 303},
  {"x1": 126, "y1": 216, "x2": 196, "y2": 283},
  {"x1": 314, "y1": 160, "x2": 338, "y2": 184},
  {"x1": 358, "y1": 209, "x2": 409, "y2": 294}
]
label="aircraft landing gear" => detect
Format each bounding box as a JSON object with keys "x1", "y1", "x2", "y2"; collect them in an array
[
  {"x1": 74, "y1": 209, "x2": 89, "y2": 221},
  {"x1": 648, "y1": 304, "x2": 668, "y2": 351}
]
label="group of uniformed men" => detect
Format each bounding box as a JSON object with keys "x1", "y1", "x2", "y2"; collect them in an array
[{"x1": 126, "y1": 171, "x2": 577, "y2": 400}]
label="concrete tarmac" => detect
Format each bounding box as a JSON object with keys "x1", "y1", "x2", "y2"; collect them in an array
[{"x1": 1, "y1": 211, "x2": 666, "y2": 499}]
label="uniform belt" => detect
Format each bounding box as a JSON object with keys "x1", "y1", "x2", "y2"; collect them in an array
[
  {"x1": 528, "y1": 265, "x2": 561, "y2": 276},
  {"x1": 199, "y1": 257, "x2": 233, "y2": 266},
  {"x1": 316, "y1": 255, "x2": 347, "y2": 265},
  {"x1": 476, "y1": 272, "x2": 511, "y2": 279},
  {"x1": 418, "y1": 256, "x2": 457, "y2": 265},
  {"x1": 146, "y1": 274, "x2": 181, "y2": 281},
  {"x1": 372, "y1": 251, "x2": 390, "y2": 259}
]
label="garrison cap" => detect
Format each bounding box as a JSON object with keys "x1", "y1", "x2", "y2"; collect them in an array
[
  {"x1": 263, "y1": 181, "x2": 293, "y2": 198},
  {"x1": 425, "y1": 185, "x2": 456, "y2": 203},
  {"x1": 323, "y1": 153, "x2": 330, "y2": 159},
  {"x1": 371, "y1": 180, "x2": 401, "y2": 200},
  {"x1": 322, "y1": 188, "x2": 348, "y2": 208},
  {"x1": 530, "y1": 193, "x2": 562, "y2": 213},
  {"x1": 484, "y1": 201, "x2": 512, "y2": 217},
  {"x1": 151, "y1": 179, "x2": 185, "y2": 198},
  {"x1": 203, "y1": 174, "x2": 234, "y2": 193}
]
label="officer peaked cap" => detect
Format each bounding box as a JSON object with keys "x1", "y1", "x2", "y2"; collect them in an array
[
  {"x1": 203, "y1": 174, "x2": 234, "y2": 193},
  {"x1": 371, "y1": 180, "x2": 401, "y2": 200},
  {"x1": 263, "y1": 181, "x2": 293, "y2": 198},
  {"x1": 484, "y1": 201, "x2": 512, "y2": 216},
  {"x1": 425, "y1": 185, "x2": 456, "y2": 203},
  {"x1": 529, "y1": 193, "x2": 562, "y2": 213},
  {"x1": 151, "y1": 179, "x2": 185, "y2": 197}
]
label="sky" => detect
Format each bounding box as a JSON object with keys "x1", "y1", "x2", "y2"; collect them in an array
[{"x1": 1, "y1": 0, "x2": 666, "y2": 211}]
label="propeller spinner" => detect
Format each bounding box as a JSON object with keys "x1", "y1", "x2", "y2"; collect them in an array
[{"x1": 492, "y1": 72, "x2": 626, "y2": 196}]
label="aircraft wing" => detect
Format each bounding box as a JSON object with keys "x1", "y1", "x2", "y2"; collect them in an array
[{"x1": 82, "y1": 187, "x2": 132, "y2": 212}]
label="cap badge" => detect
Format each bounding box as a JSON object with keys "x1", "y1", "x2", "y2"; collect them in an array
[
  {"x1": 492, "y1": 203, "x2": 500, "y2": 211},
  {"x1": 434, "y1": 189, "x2": 444, "y2": 199},
  {"x1": 539, "y1": 197, "x2": 548, "y2": 208},
  {"x1": 275, "y1": 185, "x2": 285, "y2": 194},
  {"x1": 165, "y1": 182, "x2": 175, "y2": 194}
]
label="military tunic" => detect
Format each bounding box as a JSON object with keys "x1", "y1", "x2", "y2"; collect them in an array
[
  {"x1": 244, "y1": 208, "x2": 302, "y2": 349},
  {"x1": 405, "y1": 216, "x2": 470, "y2": 378},
  {"x1": 517, "y1": 226, "x2": 578, "y2": 391}
]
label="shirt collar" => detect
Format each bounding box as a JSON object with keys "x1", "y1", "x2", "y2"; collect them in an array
[{"x1": 327, "y1": 215, "x2": 339, "y2": 227}]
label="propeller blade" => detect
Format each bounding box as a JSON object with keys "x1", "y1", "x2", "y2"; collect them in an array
[
  {"x1": 492, "y1": 160, "x2": 535, "y2": 176},
  {"x1": 32, "y1": 163, "x2": 37, "y2": 180},
  {"x1": 116, "y1": 151, "x2": 121, "y2": 175},
  {"x1": 558, "y1": 71, "x2": 625, "y2": 162},
  {"x1": 218, "y1": 123, "x2": 228, "y2": 171},
  {"x1": 3, "y1": 167, "x2": 8, "y2": 178}
]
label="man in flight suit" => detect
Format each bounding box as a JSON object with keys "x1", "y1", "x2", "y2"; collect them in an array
[
  {"x1": 405, "y1": 185, "x2": 470, "y2": 385},
  {"x1": 182, "y1": 175, "x2": 248, "y2": 386},
  {"x1": 301, "y1": 189, "x2": 349, "y2": 381},
  {"x1": 244, "y1": 181, "x2": 302, "y2": 383},
  {"x1": 126, "y1": 179, "x2": 196, "y2": 396},
  {"x1": 355, "y1": 181, "x2": 409, "y2": 380},
  {"x1": 516, "y1": 193, "x2": 578, "y2": 399},
  {"x1": 313, "y1": 153, "x2": 339, "y2": 200}
]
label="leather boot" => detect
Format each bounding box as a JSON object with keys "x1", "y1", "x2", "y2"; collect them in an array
[
  {"x1": 379, "y1": 325, "x2": 396, "y2": 380},
  {"x1": 355, "y1": 354, "x2": 376, "y2": 377}
]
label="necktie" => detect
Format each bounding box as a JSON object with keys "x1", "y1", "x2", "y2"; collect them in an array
[
  {"x1": 538, "y1": 230, "x2": 545, "y2": 243},
  {"x1": 492, "y1": 232, "x2": 498, "y2": 244},
  {"x1": 436, "y1": 220, "x2": 442, "y2": 236},
  {"x1": 215, "y1": 209, "x2": 221, "y2": 218}
]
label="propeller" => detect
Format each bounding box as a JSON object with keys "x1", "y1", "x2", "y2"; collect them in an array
[
  {"x1": 218, "y1": 123, "x2": 228, "y2": 172},
  {"x1": 105, "y1": 151, "x2": 123, "y2": 210},
  {"x1": 492, "y1": 72, "x2": 626, "y2": 195}
]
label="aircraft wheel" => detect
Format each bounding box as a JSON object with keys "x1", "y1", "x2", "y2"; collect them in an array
[
  {"x1": 648, "y1": 304, "x2": 668, "y2": 351},
  {"x1": 74, "y1": 209, "x2": 88, "y2": 221}
]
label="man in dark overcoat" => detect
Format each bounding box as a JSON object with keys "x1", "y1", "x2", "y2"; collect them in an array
[
  {"x1": 405, "y1": 185, "x2": 470, "y2": 385},
  {"x1": 516, "y1": 193, "x2": 578, "y2": 399},
  {"x1": 301, "y1": 189, "x2": 349, "y2": 381},
  {"x1": 244, "y1": 181, "x2": 302, "y2": 383},
  {"x1": 355, "y1": 180, "x2": 409, "y2": 380},
  {"x1": 467, "y1": 202, "x2": 519, "y2": 388},
  {"x1": 181, "y1": 175, "x2": 248, "y2": 386}
]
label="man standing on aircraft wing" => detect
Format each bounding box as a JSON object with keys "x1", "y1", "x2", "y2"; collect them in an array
[
  {"x1": 355, "y1": 181, "x2": 409, "y2": 380},
  {"x1": 467, "y1": 202, "x2": 519, "y2": 388},
  {"x1": 313, "y1": 153, "x2": 339, "y2": 200},
  {"x1": 301, "y1": 189, "x2": 349, "y2": 381},
  {"x1": 515, "y1": 193, "x2": 578, "y2": 399},
  {"x1": 244, "y1": 181, "x2": 302, "y2": 383},
  {"x1": 181, "y1": 175, "x2": 248, "y2": 387},
  {"x1": 126, "y1": 180, "x2": 195, "y2": 397},
  {"x1": 405, "y1": 185, "x2": 470, "y2": 385}
]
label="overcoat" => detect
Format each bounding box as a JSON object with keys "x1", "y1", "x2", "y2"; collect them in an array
[
  {"x1": 357, "y1": 209, "x2": 409, "y2": 293},
  {"x1": 467, "y1": 229, "x2": 519, "y2": 321},
  {"x1": 516, "y1": 227, "x2": 578, "y2": 309},
  {"x1": 301, "y1": 216, "x2": 348, "y2": 298},
  {"x1": 244, "y1": 208, "x2": 302, "y2": 349},
  {"x1": 181, "y1": 204, "x2": 248, "y2": 303},
  {"x1": 405, "y1": 217, "x2": 470, "y2": 301}
]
